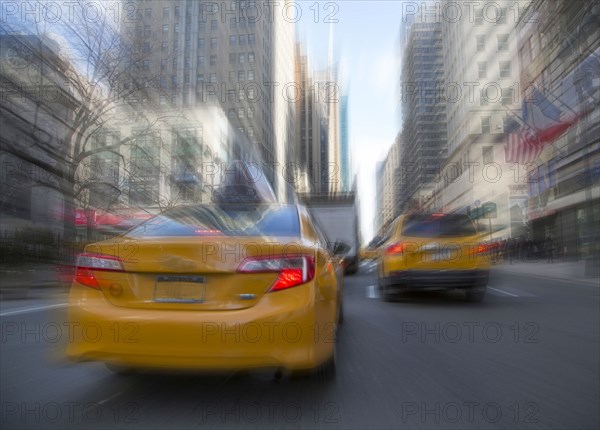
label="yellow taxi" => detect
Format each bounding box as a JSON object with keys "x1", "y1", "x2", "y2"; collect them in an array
[
  {"x1": 377, "y1": 213, "x2": 491, "y2": 302},
  {"x1": 66, "y1": 165, "x2": 345, "y2": 378}
]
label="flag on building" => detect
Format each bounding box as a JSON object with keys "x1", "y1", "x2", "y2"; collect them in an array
[
  {"x1": 504, "y1": 108, "x2": 541, "y2": 164},
  {"x1": 505, "y1": 87, "x2": 581, "y2": 164}
]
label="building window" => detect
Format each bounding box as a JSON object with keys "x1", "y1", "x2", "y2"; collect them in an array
[
  {"x1": 197, "y1": 73, "x2": 204, "y2": 83},
  {"x1": 497, "y1": 8, "x2": 507, "y2": 24},
  {"x1": 210, "y1": 37, "x2": 217, "y2": 49},
  {"x1": 499, "y1": 61, "x2": 511, "y2": 78},
  {"x1": 478, "y1": 62, "x2": 487, "y2": 79},
  {"x1": 210, "y1": 73, "x2": 217, "y2": 83},
  {"x1": 239, "y1": 34, "x2": 246, "y2": 45},
  {"x1": 475, "y1": 8, "x2": 483, "y2": 25},
  {"x1": 497, "y1": 34, "x2": 509, "y2": 51},
  {"x1": 229, "y1": 71, "x2": 236, "y2": 82},
  {"x1": 143, "y1": 60, "x2": 150, "y2": 71},
  {"x1": 247, "y1": 70, "x2": 255, "y2": 81},
  {"x1": 198, "y1": 38, "x2": 205, "y2": 49},
  {"x1": 230, "y1": 35, "x2": 237, "y2": 46},
  {"x1": 248, "y1": 34, "x2": 255, "y2": 45},
  {"x1": 162, "y1": 24, "x2": 169, "y2": 35},
  {"x1": 198, "y1": 21, "x2": 206, "y2": 32},
  {"x1": 238, "y1": 70, "x2": 245, "y2": 82},
  {"x1": 502, "y1": 87, "x2": 514, "y2": 105},
  {"x1": 476, "y1": 35, "x2": 485, "y2": 52},
  {"x1": 228, "y1": 108, "x2": 235, "y2": 119},
  {"x1": 174, "y1": 23, "x2": 180, "y2": 33},
  {"x1": 238, "y1": 108, "x2": 244, "y2": 119},
  {"x1": 175, "y1": 6, "x2": 180, "y2": 17},
  {"x1": 238, "y1": 53, "x2": 246, "y2": 64},
  {"x1": 198, "y1": 56, "x2": 205, "y2": 66},
  {"x1": 248, "y1": 52, "x2": 255, "y2": 63},
  {"x1": 163, "y1": 7, "x2": 169, "y2": 18},
  {"x1": 230, "y1": 18, "x2": 237, "y2": 28},
  {"x1": 211, "y1": 19, "x2": 218, "y2": 31},
  {"x1": 248, "y1": 127, "x2": 254, "y2": 139},
  {"x1": 482, "y1": 146, "x2": 494, "y2": 164},
  {"x1": 210, "y1": 55, "x2": 217, "y2": 65},
  {"x1": 247, "y1": 107, "x2": 254, "y2": 118},
  {"x1": 481, "y1": 116, "x2": 491, "y2": 134},
  {"x1": 161, "y1": 41, "x2": 168, "y2": 52},
  {"x1": 161, "y1": 59, "x2": 167, "y2": 71},
  {"x1": 229, "y1": 53, "x2": 236, "y2": 65}
]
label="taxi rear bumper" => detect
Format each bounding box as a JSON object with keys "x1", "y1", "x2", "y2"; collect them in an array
[{"x1": 382, "y1": 269, "x2": 489, "y2": 291}]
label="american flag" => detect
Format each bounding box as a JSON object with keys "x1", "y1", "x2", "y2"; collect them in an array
[{"x1": 504, "y1": 115, "x2": 542, "y2": 165}]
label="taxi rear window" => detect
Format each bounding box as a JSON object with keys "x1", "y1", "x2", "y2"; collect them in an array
[
  {"x1": 125, "y1": 205, "x2": 300, "y2": 237},
  {"x1": 401, "y1": 214, "x2": 477, "y2": 237}
]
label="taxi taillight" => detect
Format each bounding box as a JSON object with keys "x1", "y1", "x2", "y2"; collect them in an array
[
  {"x1": 469, "y1": 244, "x2": 490, "y2": 255},
  {"x1": 74, "y1": 253, "x2": 124, "y2": 289},
  {"x1": 237, "y1": 255, "x2": 315, "y2": 292},
  {"x1": 386, "y1": 243, "x2": 407, "y2": 255}
]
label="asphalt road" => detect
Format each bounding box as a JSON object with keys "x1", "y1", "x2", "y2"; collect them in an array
[{"x1": 1, "y1": 262, "x2": 599, "y2": 430}]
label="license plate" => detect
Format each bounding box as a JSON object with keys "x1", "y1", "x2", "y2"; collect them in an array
[
  {"x1": 431, "y1": 250, "x2": 452, "y2": 261},
  {"x1": 154, "y1": 275, "x2": 205, "y2": 303}
]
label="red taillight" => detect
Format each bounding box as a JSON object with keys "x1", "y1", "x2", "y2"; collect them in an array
[
  {"x1": 386, "y1": 243, "x2": 407, "y2": 255},
  {"x1": 74, "y1": 253, "x2": 124, "y2": 289},
  {"x1": 469, "y1": 244, "x2": 490, "y2": 255},
  {"x1": 237, "y1": 255, "x2": 315, "y2": 292}
]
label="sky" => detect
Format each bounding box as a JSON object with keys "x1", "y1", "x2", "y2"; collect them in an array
[{"x1": 296, "y1": 1, "x2": 406, "y2": 244}]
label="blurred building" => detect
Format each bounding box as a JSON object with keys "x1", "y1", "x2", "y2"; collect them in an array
[
  {"x1": 121, "y1": 0, "x2": 297, "y2": 201},
  {"x1": 379, "y1": 135, "x2": 402, "y2": 233},
  {"x1": 375, "y1": 160, "x2": 385, "y2": 234},
  {"x1": 294, "y1": 43, "x2": 344, "y2": 195},
  {"x1": 515, "y1": 0, "x2": 600, "y2": 260},
  {"x1": 398, "y1": 12, "x2": 447, "y2": 214},
  {"x1": 340, "y1": 94, "x2": 352, "y2": 192},
  {"x1": 427, "y1": 0, "x2": 524, "y2": 239},
  {"x1": 0, "y1": 35, "x2": 78, "y2": 237}
]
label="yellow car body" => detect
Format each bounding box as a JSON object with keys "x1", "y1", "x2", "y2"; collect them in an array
[
  {"x1": 66, "y1": 204, "x2": 343, "y2": 373},
  {"x1": 377, "y1": 213, "x2": 491, "y2": 301}
]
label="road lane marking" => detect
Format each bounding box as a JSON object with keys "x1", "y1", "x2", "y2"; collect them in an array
[
  {"x1": 366, "y1": 285, "x2": 380, "y2": 299},
  {"x1": 98, "y1": 392, "x2": 123, "y2": 405},
  {"x1": 488, "y1": 287, "x2": 519, "y2": 297},
  {"x1": 0, "y1": 303, "x2": 68, "y2": 317}
]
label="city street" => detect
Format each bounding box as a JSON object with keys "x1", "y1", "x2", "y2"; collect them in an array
[{"x1": 2, "y1": 263, "x2": 598, "y2": 430}]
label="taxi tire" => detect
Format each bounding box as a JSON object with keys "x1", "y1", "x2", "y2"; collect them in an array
[
  {"x1": 314, "y1": 347, "x2": 337, "y2": 381},
  {"x1": 464, "y1": 286, "x2": 486, "y2": 303},
  {"x1": 380, "y1": 278, "x2": 396, "y2": 302},
  {"x1": 105, "y1": 363, "x2": 135, "y2": 375}
]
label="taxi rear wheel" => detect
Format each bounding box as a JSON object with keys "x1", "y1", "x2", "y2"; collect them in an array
[
  {"x1": 379, "y1": 277, "x2": 397, "y2": 302},
  {"x1": 105, "y1": 363, "x2": 136, "y2": 375},
  {"x1": 464, "y1": 286, "x2": 486, "y2": 303},
  {"x1": 314, "y1": 346, "x2": 336, "y2": 381}
]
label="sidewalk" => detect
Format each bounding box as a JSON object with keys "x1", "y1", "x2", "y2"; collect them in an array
[{"x1": 493, "y1": 260, "x2": 600, "y2": 286}]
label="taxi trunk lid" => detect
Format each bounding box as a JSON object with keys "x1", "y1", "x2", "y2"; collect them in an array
[{"x1": 84, "y1": 237, "x2": 302, "y2": 310}]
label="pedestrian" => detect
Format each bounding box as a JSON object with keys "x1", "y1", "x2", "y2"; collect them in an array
[{"x1": 546, "y1": 235, "x2": 555, "y2": 263}]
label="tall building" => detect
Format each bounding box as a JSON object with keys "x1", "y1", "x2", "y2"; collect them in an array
[
  {"x1": 516, "y1": 0, "x2": 599, "y2": 261},
  {"x1": 294, "y1": 43, "x2": 343, "y2": 195},
  {"x1": 340, "y1": 94, "x2": 351, "y2": 192},
  {"x1": 380, "y1": 135, "x2": 402, "y2": 232},
  {"x1": 121, "y1": 0, "x2": 296, "y2": 200},
  {"x1": 375, "y1": 160, "x2": 385, "y2": 235},
  {"x1": 0, "y1": 35, "x2": 77, "y2": 237},
  {"x1": 433, "y1": 0, "x2": 524, "y2": 239},
  {"x1": 398, "y1": 13, "x2": 447, "y2": 212}
]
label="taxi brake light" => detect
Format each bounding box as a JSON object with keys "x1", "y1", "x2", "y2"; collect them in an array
[
  {"x1": 386, "y1": 243, "x2": 407, "y2": 255},
  {"x1": 237, "y1": 255, "x2": 315, "y2": 292},
  {"x1": 74, "y1": 253, "x2": 124, "y2": 289}
]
